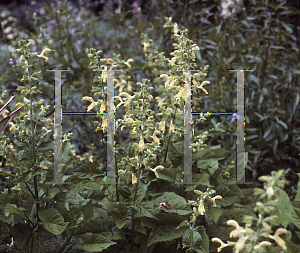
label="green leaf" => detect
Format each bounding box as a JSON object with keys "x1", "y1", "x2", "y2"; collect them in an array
[
  {"x1": 182, "y1": 229, "x2": 202, "y2": 249},
  {"x1": 205, "y1": 207, "x2": 223, "y2": 223},
  {"x1": 81, "y1": 199, "x2": 94, "y2": 221},
  {"x1": 276, "y1": 188, "x2": 292, "y2": 227},
  {"x1": 295, "y1": 173, "x2": 300, "y2": 202},
  {"x1": 198, "y1": 226, "x2": 209, "y2": 253},
  {"x1": 185, "y1": 174, "x2": 211, "y2": 191},
  {"x1": 285, "y1": 240, "x2": 300, "y2": 253},
  {"x1": 197, "y1": 159, "x2": 219, "y2": 174},
  {"x1": 291, "y1": 206, "x2": 300, "y2": 229},
  {"x1": 147, "y1": 224, "x2": 187, "y2": 247},
  {"x1": 62, "y1": 141, "x2": 71, "y2": 162},
  {"x1": 156, "y1": 166, "x2": 180, "y2": 182},
  {"x1": 46, "y1": 187, "x2": 60, "y2": 198},
  {"x1": 39, "y1": 208, "x2": 69, "y2": 235},
  {"x1": 133, "y1": 201, "x2": 158, "y2": 220},
  {"x1": 73, "y1": 232, "x2": 116, "y2": 251},
  {"x1": 4, "y1": 204, "x2": 19, "y2": 217},
  {"x1": 114, "y1": 219, "x2": 129, "y2": 229},
  {"x1": 154, "y1": 192, "x2": 193, "y2": 215}
]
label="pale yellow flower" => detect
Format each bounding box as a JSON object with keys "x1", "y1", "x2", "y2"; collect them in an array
[
  {"x1": 235, "y1": 234, "x2": 248, "y2": 253},
  {"x1": 101, "y1": 66, "x2": 108, "y2": 82},
  {"x1": 1, "y1": 109, "x2": 9, "y2": 118},
  {"x1": 119, "y1": 92, "x2": 134, "y2": 107},
  {"x1": 100, "y1": 100, "x2": 106, "y2": 113},
  {"x1": 139, "y1": 135, "x2": 145, "y2": 151},
  {"x1": 148, "y1": 95, "x2": 153, "y2": 100},
  {"x1": 266, "y1": 186, "x2": 274, "y2": 198},
  {"x1": 106, "y1": 58, "x2": 114, "y2": 65},
  {"x1": 159, "y1": 121, "x2": 165, "y2": 133},
  {"x1": 227, "y1": 220, "x2": 244, "y2": 238},
  {"x1": 15, "y1": 102, "x2": 22, "y2": 107},
  {"x1": 37, "y1": 48, "x2": 51, "y2": 61},
  {"x1": 150, "y1": 165, "x2": 164, "y2": 178},
  {"x1": 174, "y1": 23, "x2": 178, "y2": 34},
  {"x1": 170, "y1": 57, "x2": 176, "y2": 66},
  {"x1": 114, "y1": 96, "x2": 124, "y2": 108},
  {"x1": 211, "y1": 238, "x2": 229, "y2": 252},
  {"x1": 192, "y1": 46, "x2": 200, "y2": 51},
  {"x1": 198, "y1": 199, "x2": 205, "y2": 215},
  {"x1": 170, "y1": 120, "x2": 175, "y2": 132},
  {"x1": 160, "y1": 74, "x2": 169, "y2": 79},
  {"x1": 82, "y1": 96, "x2": 98, "y2": 112},
  {"x1": 101, "y1": 116, "x2": 107, "y2": 131},
  {"x1": 125, "y1": 118, "x2": 134, "y2": 123},
  {"x1": 45, "y1": 119, "x2": 52, "y2": 123},
  {"x1": 175, "y1": 87, "x2": 184, "y2": 99},
  {"x1": 124, "y1": 59, "x2": 134, "y2": 68},
  {"x1": 39, "y1": 99, "x2": 44, "y2": 104},
  {"x1": 41, "y1": 127, "x2": 51, "y2": 134},
  {"x1": 127, "y1": 81, "x2": 132, "y2": 91},
  {"x1": 132, "y1": 173, "x2": 137, "y2": 184},
  {"x1": 193, "y1": 73, "x2": 201, "y2": 79},
  {"x1": 20, "y1": 55, "x2": 25, "y2": 61},
  {"x1": 197, "y1": 81, "x2": 210, "y2": 94},
  {"x1": 142, "y1": 42, "x2": 150, "y2": 52},
  {"x1": 155, "y1": 96, "x2": 165, "y2": 107},
  {"x1": 269, "y1": 228, "x2": 287, "y2": 250},
  {"x1": 254, "y1": 241, "x2": 272, "y2": 250},
  {"x1": 170, "y1": 50, "x2": 180, "y2": 56},
  {"x1": 118, "y1": 170, "x2": 126, "y2": 174},
  {"x1": 152, "y1": 130, "x2": 161, "y2": 144},
  {"x1": 9, "y1": 126, "x2": 17, "y2": 131},
  {"x1": 211, "y1": 195, "x2": 222, "y2": 207}
]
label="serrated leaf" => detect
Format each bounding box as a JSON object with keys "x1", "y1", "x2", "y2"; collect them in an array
[
  {"x1": 73, "y1": 232, "x2": 116, "y2": 251},
  {"x1": 154, "y1": 192, "x2": 192, "y2": 215},
  {"x1": 291, "y1": 206, "x2": 300, "y2": 229},
  {"x1": 205, "y1": 207, "x2": 223, "y2": 223},
  {"x1": 182, "y1": 229, "x2": 202, "y2": 249},
  {"x1": 147, "y1": 225, "x2": 187, "y2": 247},
  {"x1": 133, "y1": 201, "x2": 158, "y2": 220},
  {"x1": 39, "y1": 208, "x2": 69, "y2": 235},
  {"x1": 81, "y1": 199, "x2": 94, "y2": 221}
]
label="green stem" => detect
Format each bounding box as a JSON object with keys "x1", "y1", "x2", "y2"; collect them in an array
[
  {"x1": 115, "y1": 151, "x2": 119, "y2": 203},
  {"x1": 248, "y1": 195, "x2": 268, "y2": 253},
  {"x1": 57, "y1": 228, "x2": 75, "y2": 253},
  {"x1": 190, "y1": 217, "x2": 196, "y2": 251},
  {"x1": 163, "y1": 103, "x2": 178, "y2": 163},
  {"x1": 130, "y1": 165, "x2": 142, "y2": 251},
  {"x1": 27, "y1": 54, "x2": 40, "y2": 225}
]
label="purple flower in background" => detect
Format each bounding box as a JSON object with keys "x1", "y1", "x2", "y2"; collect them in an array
[
  {"x1": 70, "y1": 28, "x2": 75, "y2": 35},
  {"x1": 47, "y1": 23, "x2": 53, "y2": 32},
  {"x1": 132, "y1": 1, "x2": 138, "y2": 8},
  {"x1": 231, "y1": 114, "x2": 241, "y2": 122},
  {"x1": 8, "y1": 59, "x2": 14, "y2": 65},
  {"x1": 76, "y1": 40, "x2": 81, "y2": 45},
  {"x1": 31, "y1": 46, "x2": 37, "y2": 52},
  {"x1": 39, "y1": 9, "x2": 45, "y2": 15},
  {"x1": 93, "y1": 40, "x2": 100, "y2": 45},
  {"x1": 56, "y1": 0, "x2": 62, "y2": 4},
  {"x1": 115, "y1": 8, "x2": 120, "y2": 14}
]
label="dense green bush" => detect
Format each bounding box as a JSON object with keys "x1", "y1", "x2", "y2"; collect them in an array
[{"x1": 0, "y1": 0, "x2": 299, "y2": 252}]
